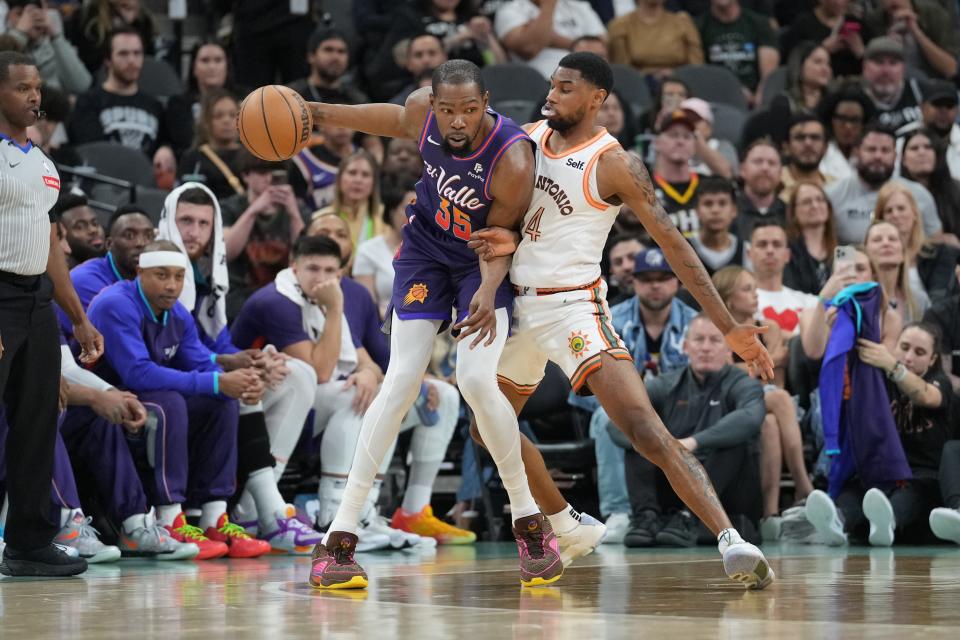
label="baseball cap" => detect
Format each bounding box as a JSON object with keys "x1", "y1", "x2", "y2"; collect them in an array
[
  {"x1": 680, "y1": 98, "x2": 713, "y2": 125},
  {"x1": 921, "y1": 79, "x2": 958, "y2": 107},
  {"x1": 633, "y1": 248, "x2": 673, "y2": 274},
  {"x1": 864, "y1": 36, "x2": 904, "y2": 61},
  {"x1": 656, "y1": 108, "x2": 700, "y2": 134}
]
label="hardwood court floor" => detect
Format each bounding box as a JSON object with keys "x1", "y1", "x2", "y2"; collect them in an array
[{"x1": 1, "y1": 542, "x2": 959, "y2": 639}]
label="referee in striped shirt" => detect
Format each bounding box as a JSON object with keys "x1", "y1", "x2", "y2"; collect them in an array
[{"x1": 0, "y1": 52, "x2": 103, "y2": 577}]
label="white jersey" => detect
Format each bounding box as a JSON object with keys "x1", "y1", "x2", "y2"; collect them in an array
[{"x1": 510, "y1": 121, "x2": 622, "y2": 289}]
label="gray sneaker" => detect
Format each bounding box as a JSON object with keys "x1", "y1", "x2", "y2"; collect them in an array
[
  {"x1": 118, "y1": 510, "x2": 199, "y2": 560},
  {"x1": 54, "y1": 512, "x2": 121, "y2": 564}
]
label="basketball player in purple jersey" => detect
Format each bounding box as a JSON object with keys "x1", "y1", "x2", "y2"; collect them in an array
[{"x1": 304, "y1": 60, "x2": 563, "y2": 589}]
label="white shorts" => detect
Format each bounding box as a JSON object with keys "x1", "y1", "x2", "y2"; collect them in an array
[{"x1": 497, "y1": 278, "x2": 632, "y2": 396}]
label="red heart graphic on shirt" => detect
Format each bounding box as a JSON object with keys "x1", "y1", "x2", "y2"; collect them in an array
[{"x1": 762, "y1": 307, "x2": 800, "y2": 333}]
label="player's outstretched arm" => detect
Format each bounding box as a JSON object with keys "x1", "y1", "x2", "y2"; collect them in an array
[
  {"x1": 307, "y1": 87, "x2": 433, "y2": 140},
  {"x1": 597, "y1": 148, "x2": 775, "y2": 380}
]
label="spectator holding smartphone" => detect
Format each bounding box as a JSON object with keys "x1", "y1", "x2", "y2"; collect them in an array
[
  {"x1": 781, "y1": 1, "x2": 865, "y2": 79},
  {"x1": 3, "y1": 0, "x2": 92, "y2": 94}
]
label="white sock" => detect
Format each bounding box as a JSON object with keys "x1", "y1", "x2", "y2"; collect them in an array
[
  {"x1": 199, "y1": 501, "x2": 228, "y2": 530},
  {"x1": 234, "y1": 490, "x2": 257, "y2": 523},
  {"x1": 547, "y1": 504, "x2": 581, "y2": 535},
  {"x1": 717, "y1": 528, "x2": 744, "y2": 554},
  {"x1": 59, "y1": 507, "x2": 78, "y2": 528},
  {"x1": 156, "y1": 504, "x2": 182, "y2": 527},
  {"x1": 122, "y1": 513, "x2": 147, "y2": 534},
  {"x1": 401, "y1": 483, "x2": 434, "y2": 514},
  {"x1": 245, "y1": 467, "x2": 287, "y2": 529}
]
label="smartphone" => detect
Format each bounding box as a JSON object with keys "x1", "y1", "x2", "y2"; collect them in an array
[
  {"x1": 270, "y1": 170, "x2": 288, "y2": 186},
  {"x1": 839, "y1": 20, "x2": 861, "y2": 37},
  {"x1": 834, "y1": 245, "x2": 856, "y2": 272}
]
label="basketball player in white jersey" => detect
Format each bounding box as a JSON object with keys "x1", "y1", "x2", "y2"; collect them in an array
[{"x1": 470, "y1": 53, "x2": 777, "y2": 589}]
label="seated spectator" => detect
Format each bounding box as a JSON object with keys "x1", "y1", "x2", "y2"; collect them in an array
[
  {"x1": 288, "y1": 28, "x2": 369, "y2": 105},
  {"x1": 389, "y1": 33, "x2": 449, "y2": 106},
  {"x1": 863, "y1": 0, "x2": 958, "y2": 80},
  {"x1": 860, "y1": 37, "x2": 923, "y2": 132},
  {"x1": 898, "y1": 128, "x2": 960, "y2": 246},
  {"x1": 596, "y1": 89, "x2": 637, "y2": 151},
  {"x1": 64, "y1": 0, "x2": 157, "y2": 74},
  {"x1": 354, "y1": 182, "x2": 416, "y2": 318},
  {"x1": 779, "y1": 114, "x2": 834, "y2": 203},
  {"x1": 806, "y1": 322, "x2": 957, "y2": 546},
  {"x1": 589, "y1": 247, "x2": 697, "y2": 543},
  {"x1": 290, "y1": 91, "x2": 357, "y2": 209},
  {"x1": 898, "y1": 80, "x2": 960, "y2": 181},
  {"x1": 651, "y1": 109, "x2": 703, "y2": 238},
  {"x1": 220, "y1": 150, "x2": 310, "y2": 321},
  {"x1": 68, "y1": 27, "x2": 166, "y2": 159},
  {"x1": 690, "y1": 176, "x2": 745, "y2": 274},
  {"x1": 4, "y1": 0, "x2": 91, "y2": 94},
  {"x1": 54, "y1": 193, "x2": 105, "y2": 268},
  {"x1": 748, "y1": 222, "x2": 820, "y2": 336},
  {"x1": 86, "y1": 242, "x2": 264, "y2": 559},
  {"x1": 165, "y1": 39, "x2": 243, "y2": 157},
  {"x1": 381, "y1": 138, "x2": 424, "y2": 186},
  {"x1": 305, "y1": 213, "x2": 472, "y2": 544},
  {"x1": 818, "y1": 83, "x2": 874, "y2": 181},
  {"x1": 682, "y1": 98, "x2": 737, "y2": 179},
  {"x1": 696, "y1": 0, "x2": 779, "y2": 107},
  {"x1": 865, "y1": 220, "x2": 931, "y2": 323},
  {"x1": 712, "y1": 266, "x2": 814, "y2": 530},
  {"x1": 604, "y1": 233, "x2": 645, "y2": 306},
  {"x1": 826, "y1": 123, "x2": 941, "y2": 244},
  {"x1": 735, "y1": 139, "x2": 786, "y2": 241},
  {"x1": 784, "y1": 181, "x2": 838, "y2": 295},
  {"x1": 637, "y1": 77, "x2": 688, "y2": 141},
  {"x1": 570, "y1": 34, "x2": 607, "y2": 59},
  {"x1": 607, "y1": 0, "x2": 702, "y2": 77},
  {"x1": 773, "y1": 42, "x2": 833, "y2": 116},
  {"x1": 618, "y1": 315, "x2": 765, "y2": 547},
  {"x1": 311, "y1": 150, "x2": 385, "y2": 253},
  {"x1": 495, "y1": 0, "x2": 607, "y2": 79},
  {"x1": 780, "y1": 0, "x2": 864, "y2": 78},
  {"x1": 923, "y1": 267, "x2": 960, "y2": 390},
  {"x1": 874, "y1": 181, "x2": 960, "y2": 302},
  {"x1": 177, "y1": 89, "x2": 244, "y2": 201}
]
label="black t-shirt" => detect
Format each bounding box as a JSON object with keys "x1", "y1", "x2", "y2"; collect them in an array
[
  {"x1": 888, "y1": 370, "x2": 955, "y2": 474},
  {"x1": 779, "y1": 12, "x2": 863, "y2": 78},
  {"x1": 783, "y1": 238, "x2": 829, "y2": 296},
  {"x1": 178, "y1": 147, "x2": 243, "y2": 201},
  {"x1": 923, "y1": 295, "x2": 960, "y2": 378},
  {"x1": 734, "y1": 193, "x2": 787, "y2": 240},
  {"x1": 68, "y1": 87, "x2": 166, "y2": 157},
  {"x1": 874, "y1": 79, "x2": 923, "y2": 132}
]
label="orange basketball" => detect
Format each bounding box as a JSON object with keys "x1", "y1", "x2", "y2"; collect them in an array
[{"x1": 237, "y1": 85, "x2": 313, "y2": 161}]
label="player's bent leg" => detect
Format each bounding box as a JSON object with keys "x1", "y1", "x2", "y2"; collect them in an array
[
  {"x1": 311, "y1": 316, "x2": 438, "y2": 589},
  {"x1": 587, "y1": 354, "x2": 774, "y2": 590},
  {"x1": 457, "y1": 309, "x2": 562, "y2": 587}
]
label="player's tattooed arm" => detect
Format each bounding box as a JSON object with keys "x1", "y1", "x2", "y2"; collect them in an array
[
  {"x1": 597, "y1": 148, "x2": 736, "y2": 334},
  {"x1": 307, "y1": 87, "x2": 431, "y2": 140}
]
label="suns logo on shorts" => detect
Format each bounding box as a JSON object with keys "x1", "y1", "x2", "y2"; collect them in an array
[
  {"x1": 568, "y1": 330, "x2": 591, "y2": 359},
  {"x1": 403, "y1": 283, "x2": 429, "y2": 305}
]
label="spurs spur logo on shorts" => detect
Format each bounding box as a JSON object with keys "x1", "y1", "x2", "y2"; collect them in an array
[
  {"x1": 403, "y1": 283, "x2": 429, "y2": 305},
  {"x1": 568, "y1": 330, "x2": 591, "y2": 358}
]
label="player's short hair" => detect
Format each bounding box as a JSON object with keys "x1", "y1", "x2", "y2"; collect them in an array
[
  {"x1": 696, "y1": 176, "x2": 736, "y2": 203},
  {"x1": 108, "y1": 205, "x2": 152, "y2": 236},
  {"x1": 432, "y1": 59, "x2": 485, "y2": 96},
  {"x1": 307, "y1": 27, "x2": 349, "y2": 55},
  {"x1": 749, "y1": 220, "x2": 788, "y2": 241},
  {"x1": 557, "y1": 52, "x2": 613, "y2": 96},
  {"x1": 53, "y1": 192, "x2": 89, "y2": 217},
  {"x1": 143, "y1": 240, "x2": 181, "y2": 254},
  {"x1": 178, "y1": 187, "x2": 216, "y2": 209},
  {"x1": 293, "y1": 234, "x2": 341, "y2": 262},
  {"x1": 0, "y1": 51, "x2": 35, "y2": 84}
]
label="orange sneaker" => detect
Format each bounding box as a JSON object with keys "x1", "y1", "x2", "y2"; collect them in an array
[
  {"x1": 164, "y1": 513, "x2": 228, "y2": 560},
  {"x1": 391, "y1": 505, "x2": 477, "y2": 545},
  {"x1": 204, "y1": 514, "x2": 271, "y2": 558}
]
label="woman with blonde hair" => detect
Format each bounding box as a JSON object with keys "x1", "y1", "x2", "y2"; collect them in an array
[
  {"x1": 713, "y1": 266, "x2": 814, "y2": 531},
  {"x1": 177, "y1": 89, "x2": 244, "y2": 201},
  {"x1": 864, "y1": 221, "x2": 931, "y2": 324},
  {"x1": 873, "y1": 182, "x2": 960, "y2": 302},
  {"x1": 784, "y1": 181, "x2": 839, "y2": 295},
  {"x1": 311, "y1": 150, "x2": 384, "y2": 252}
]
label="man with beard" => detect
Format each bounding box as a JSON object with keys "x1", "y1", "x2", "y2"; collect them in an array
[
  {"x1": 55, "y1": 193, "x2": 105, "y2": 268},
  {"x1": 289, "y1": 28, "x2": 369, "y2": 105},
  {"x1": 735, "y1": 139, "x2": 786, "y2": 241},
  {"x1": 779, "y1": 115, "x2": 834, "y2": 204},
  {"x1": 861, "y1": 37, "x2": 923, "y2": 133},
  {"x1": 605, "y1": 234, "x2": 645, "y2": 306},
  {"x1": 826, "y1": 123, "x2": 941, "y2": 243},
  {"x1": 897, "y1": 79, "x2": 960, "y2": 179}
]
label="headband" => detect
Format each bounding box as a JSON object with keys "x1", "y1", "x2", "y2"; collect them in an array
[{"x1": 139, "y1": 251, "x2": 188, "y2": 270}]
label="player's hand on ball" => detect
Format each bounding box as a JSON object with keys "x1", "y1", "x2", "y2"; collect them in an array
[
  {"x1": 454, "y1": 289, "x2": 497, "y2": 349},
  {"x1": 468, "y1": 227, "x2": 520, "y2": 260},
  {"x1": 725, "y1": 323, "x2": 775, "y2": 381}
]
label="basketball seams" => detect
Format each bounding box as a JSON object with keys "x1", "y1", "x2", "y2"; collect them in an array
[
  {"x1": 277, "y1": 88, "x2": 300, "y2": 158},
  {"x1": 238, "y1": 85, "x2": 310, "y2": 161},
  {"x1": 259, "y1": 86, "x2": 281, "y2": 160}
]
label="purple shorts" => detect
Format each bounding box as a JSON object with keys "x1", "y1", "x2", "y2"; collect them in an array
[{"x1": 387, "y1": 216, "x2": 513, "y2": 331}]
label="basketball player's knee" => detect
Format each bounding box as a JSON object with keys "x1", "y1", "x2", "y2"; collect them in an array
[
  {"x1": 286, "y1": 358, "x2": 319, "y2": 395},
  {"x1": 623, "y1": 411, "x2": 671, "y2": 461},
  {"x1": 456, "y1": 369, "x2": 497, "y2": 405}
]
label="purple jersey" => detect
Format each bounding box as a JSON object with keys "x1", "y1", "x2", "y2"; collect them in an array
[{"x1": 390, "y1": 110, "x2": 529, "y2": 324}]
